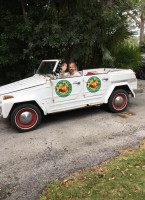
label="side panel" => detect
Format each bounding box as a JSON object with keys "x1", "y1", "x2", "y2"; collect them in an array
[
  {"x1": 50, "y1": 77, "x2": 84, "y2": 112},
  {"x1": 51, "y1": 77, "x2": 83, "y2": 103},
  {"x1": 83, "y1": 74, "x2": 108, "y2": 104}
]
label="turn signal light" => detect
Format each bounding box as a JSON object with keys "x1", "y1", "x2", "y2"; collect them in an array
[{"x1": 3, "y1": 96, "x2": 14, "y2": 100}]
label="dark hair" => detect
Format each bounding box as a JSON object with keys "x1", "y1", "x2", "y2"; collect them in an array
[
  {"x1": 69, "y1": 62, "x2": 77, "y2": 67},
  {"x1": 62, "y1": 62, "x2": 67, "y2": 66}
]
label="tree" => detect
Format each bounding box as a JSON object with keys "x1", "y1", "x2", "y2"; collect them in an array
[
  {"x1": 0, "y1": 0, "x2": 141, "y2": 85},
  {"x1": 127, "y1": 0, "x2": 145, "y2": 48}
]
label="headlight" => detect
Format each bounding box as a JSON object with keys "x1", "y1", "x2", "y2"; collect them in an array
[{"x1": 3, "y1": 96, "x2": 14, "y2": 100}]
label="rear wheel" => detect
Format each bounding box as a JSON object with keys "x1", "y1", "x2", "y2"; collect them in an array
[
  {"x1": 108, "y1": 89, "x2": 129, "y2": 113},
  {"x1": 11, "y1": 104, "x2": 42, "y2": 132}
]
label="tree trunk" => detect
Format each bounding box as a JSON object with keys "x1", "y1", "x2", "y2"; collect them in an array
[
  {"x1": 139, "y1": 12, "x2": 145, "y2": 47},
  {"x1": 92, "y1": 42, "x2": 102, "y2": 68},
  {"x1": 102, "y1": 0, "x2": 114, "y2": 7},
  {"x1": 127, "y1": 3, "x2": 145, "y2": 48},
  {"x1": 19, "y1": 0, "x2": 28, "y2": 24},
  {"x1": 66, "y1": 45, "x2": 74, "y2": 63},
  {"x1": 92, "y1": 42, "x2": 97, "y2": 68}
]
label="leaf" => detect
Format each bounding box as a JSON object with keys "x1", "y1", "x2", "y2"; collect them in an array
[
  {"x1": 102, "y1": 192, "x2": 108, "y2": 197},
  {"x1": 121, "y1": 171, "x2": 125, "y2": 175},
  {"x1": 119, "y1": 112, "x2": 133, "y2": 116},
  {"x1": 123, "y1": 157, "x2": 129, "y2": 161},
  {"x1": 116, "y1": 166, "x2": 120, "y2": 170},
  {"x1": 10, "y1": 190, "x2": 16, "y2": 194}
]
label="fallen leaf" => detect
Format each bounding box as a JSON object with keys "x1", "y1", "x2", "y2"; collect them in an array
[
  {"x1": 136, "y1": 166, "x2": 140, "y2": 168},
  {"x1": 119, "y1": 112, "x2": 133, "y2": 116},
  {"x1": 121, "y1": 171, "x2": 125, "y2": 175},
  {"x1": 116, "y1": 166, "x2": 120, "y2": 170},
  {"x1": 102, "y1": 192, "x2": 108, "y2": 197},
  {"x1": 124, "y1": 168, "x2": 129, "y2": 172},
  {"x1": 123, "y1": 157, "x2": 129, "y2": 161},
  {"x1": 10, "y1": 190, "x2": 16, "y2": 194},
  {"x1": 108, "y1": 137, "x2": 114, "y2": 139},
  {"x1": 64, "y1": 182, "x2": 68, "y2": 188}
]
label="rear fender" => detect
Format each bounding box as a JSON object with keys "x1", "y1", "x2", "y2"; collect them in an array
[{"x1": 104, "y1": 82, "x2": 135, "y2": 104}]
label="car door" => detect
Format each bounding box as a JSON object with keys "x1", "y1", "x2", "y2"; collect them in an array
[
  {"x1": 50, "y1": 76, "x2": 83, "y2": 112},
  {"x1": 83, "y1": 74, "x2": 108, "y2": 104}
]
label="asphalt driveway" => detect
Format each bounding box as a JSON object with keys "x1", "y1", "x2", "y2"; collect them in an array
[{"x1": 0, "y1": 92, "x2": 145, "y2": 200}]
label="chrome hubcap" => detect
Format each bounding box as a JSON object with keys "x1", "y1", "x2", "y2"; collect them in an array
[
  {"x1": 19, "y1": 112, "x2": 33, "y2": 124},
  {"x1": 115, "y1": 96, "x2": 124, "y2": 106}
]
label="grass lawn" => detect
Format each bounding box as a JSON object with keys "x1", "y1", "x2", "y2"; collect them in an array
[{"x1": 39, "y1": 140, "x2": 145, "y2": 200}]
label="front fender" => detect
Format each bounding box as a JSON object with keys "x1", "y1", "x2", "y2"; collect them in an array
[
  {"x1": 104, "y1": 82, "x2": 135, "y2": 104},
  {"x1": 2, "y1": 95, "x2": 47, "y2": 118}
]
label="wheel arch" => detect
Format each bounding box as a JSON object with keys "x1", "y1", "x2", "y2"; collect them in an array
[
  {"x1": 9, "y1": 101, "x2": 45, "y2": 118},
  {"x1": 104, "y1": 83, "x2": 135, "y2": 104},
  {"x1": 113, "y1": 85, "x2": 134, "y2": 96}
]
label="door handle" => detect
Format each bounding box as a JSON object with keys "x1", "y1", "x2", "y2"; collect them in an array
[
  {"x1": 73, "y1": 81, "x2": 81, "y2": 85},
  {"x1": 102, "y1": 78, "x2": 108, "y2": 81}
]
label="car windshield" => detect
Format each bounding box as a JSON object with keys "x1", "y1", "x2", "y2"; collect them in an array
[{"x1": 37, "y1": 61, "x2": 57, "y2": 75}]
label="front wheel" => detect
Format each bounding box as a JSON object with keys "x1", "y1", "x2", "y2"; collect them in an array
[
  {"x1": 108, "y1": 89, "x2": 129, "y2": 113},
  {"x1": 11, "y1": 104, "x2": 42, "y2": 132}
]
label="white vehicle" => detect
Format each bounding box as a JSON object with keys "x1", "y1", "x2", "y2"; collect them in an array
[{"x1": 0, "y1": 60, "x2": 137, "y2": 132}]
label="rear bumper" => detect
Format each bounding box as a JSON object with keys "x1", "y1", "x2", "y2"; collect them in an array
[{"x1": 0, "y1": 103, "x2": 2, "y2": 119}]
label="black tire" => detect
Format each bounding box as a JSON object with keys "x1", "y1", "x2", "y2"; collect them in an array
[
  {"x1": 11, "y1": 104, "x2": 42, "y2": 132},
  {"x1": 108, "y1": 89, "x2": 129, "y2": 113}
]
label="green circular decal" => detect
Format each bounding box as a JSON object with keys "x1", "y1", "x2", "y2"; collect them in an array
[
  {"x1": 55, "y1": 80, "x2": 72, "y2": 97},
  {"x1": 87, "y1": 76, "x2": 101, "y2": 93}
]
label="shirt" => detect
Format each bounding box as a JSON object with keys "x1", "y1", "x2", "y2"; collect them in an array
[{"x1": 59, "y1": 71, "x2": 81, "y2": 78}]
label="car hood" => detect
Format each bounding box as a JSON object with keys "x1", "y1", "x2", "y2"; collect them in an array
[{"x1": 0, "y1": 75, "x2": 48, "y2": 96}]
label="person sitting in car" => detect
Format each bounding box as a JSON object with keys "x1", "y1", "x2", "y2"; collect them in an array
[{"x1": 59, "y1": 62, "x2": 81, "y2": 78}]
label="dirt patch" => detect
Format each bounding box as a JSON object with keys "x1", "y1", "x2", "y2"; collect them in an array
[{"x1": 117, "y1": 112, "x2": 135, "y2": 118}]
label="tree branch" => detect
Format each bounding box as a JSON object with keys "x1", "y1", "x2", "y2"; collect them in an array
[
  {"x1": 102, "y1": 0, "x2": 114, "y2": 7},
  {"x1": 142, "y1": 13, "x2": 145, "y2": 21},
  {"x1": 106, "y1": 0, "x2": 114, "y2": 6},
  {"x1": 127, "y1": 11, "x2": 141, "y2": 26},
  {"x1": 19, "y1": 0, "x2": 28, "y2": 24}
]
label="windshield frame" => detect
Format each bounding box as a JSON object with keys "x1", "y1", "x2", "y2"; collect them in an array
[{"x1": 36, "y1": 59, "x2": 60, "y2": 75}]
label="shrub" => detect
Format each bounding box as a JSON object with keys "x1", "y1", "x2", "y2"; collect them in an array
[{"x1": 113, "y1": 44, "x2": 143, "y2": 70}]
